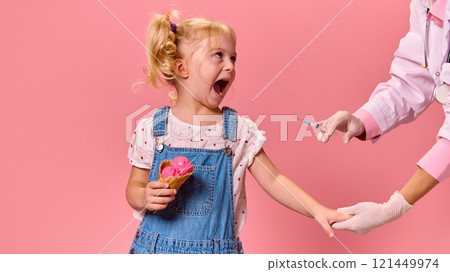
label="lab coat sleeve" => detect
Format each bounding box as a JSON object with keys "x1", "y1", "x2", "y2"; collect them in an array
[
  {"x1": 356, "y1": 0, "x2": 450, "y2": 181},
  {"x1": 358, "y1": 0, "x2": 436, "y2": 138},
  {"x1": 417, "y1": 137, "x2": 450, "y2": 181}
]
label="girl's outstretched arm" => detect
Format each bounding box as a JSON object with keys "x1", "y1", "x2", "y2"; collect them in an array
[{"x1": 248, "y1": 148, "x2": 350, "y2": 237}]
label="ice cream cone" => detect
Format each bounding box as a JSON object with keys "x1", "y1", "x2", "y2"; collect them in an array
[
  {"x1": 158, "y1": 159, "x2": 194, "y2": 190},
  {"x1": 152, "y1": 159, "x2": 194, "y2": 214}
]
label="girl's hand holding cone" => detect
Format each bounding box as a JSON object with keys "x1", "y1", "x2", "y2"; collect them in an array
[
  {"x1": 144, "y1": 181, "x2": 177, "y2": 212},
  {"x1": 149, "y1": 156, "x2": 194, "y2": 213}
]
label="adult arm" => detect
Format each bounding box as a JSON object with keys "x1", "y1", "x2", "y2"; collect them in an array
[
  {"x1": 319, "y1": 0, "x2": 436, "y2": 143},
  {"x1": 332, "y1": 167, "x2": 438, "y2": 234}
]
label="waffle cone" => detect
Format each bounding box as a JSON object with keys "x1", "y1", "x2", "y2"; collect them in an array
[{"x1": 158, "y1": 160, "x2": 194, "y2": 190}]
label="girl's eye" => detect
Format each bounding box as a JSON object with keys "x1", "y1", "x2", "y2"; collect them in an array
[
  {"x1": 214, "y1": 52, "x2": 223, "y2": 59},
  {"x1": 230, "y1": 56, "x2": 236, "y2": 64}
]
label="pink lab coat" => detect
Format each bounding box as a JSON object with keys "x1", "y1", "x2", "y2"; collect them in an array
[{"x1": 354, "y1": 0, "x2": 450, "y2": 181}]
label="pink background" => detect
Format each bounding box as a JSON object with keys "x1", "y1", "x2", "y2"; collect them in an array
[{"x1": 2, "y1": 0, "x2": 449, "y2": 253}]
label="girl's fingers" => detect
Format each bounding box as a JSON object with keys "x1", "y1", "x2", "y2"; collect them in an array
[
  {"x1": 144, "y1": 182, "x2": 177, "y2": 211},
  {"x1": 146, "y1": 195, "x2": 176, "y2": 204},
  {"x1": 148, "y1": 181, "x2": 170, "y2": 189},
  {"x1": 321, "y1": 222, "x2": 334, "y2": 238},
  {"x1": 337, "y1": 213, "x2": 353, "y2": 222},
  {"x1": 315, "y1": 209, "x2": 339, "y2": 238},
  {"x1": 149, "y1": 188, "x2": 177, "y2": 197},
  {"x1": 146, "y1": 203, "x2": 168, "y2": 211},
  {"x1": 146, "y1": 182, "x2": 177, "y2": 195}
]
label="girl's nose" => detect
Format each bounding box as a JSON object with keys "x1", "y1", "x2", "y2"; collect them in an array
[{"x1": 224, "y1": 59, "x2": 235, "y2": 71}]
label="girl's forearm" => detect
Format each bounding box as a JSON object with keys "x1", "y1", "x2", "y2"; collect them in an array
[
  {"x1": 399, "y1": 167, "x2": 439, "y2": 205},
  {"x1": 126, "y1": 181, "x2": 147, "y2": 211},
  {"x1": 261, "y1": 174, "x2": 325, "y2": 218},
  {"x1": 249, "y1": 149, "x2": 327, "y2": 218}
]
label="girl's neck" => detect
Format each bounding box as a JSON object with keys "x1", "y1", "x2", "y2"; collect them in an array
[{"x1": 171, "y1": 101, "x2": 223, "y2": 125}]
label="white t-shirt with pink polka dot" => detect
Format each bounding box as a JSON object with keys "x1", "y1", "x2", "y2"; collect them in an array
[{"x1": 128, "y1": 108, "x2": 266, "y2": 238}]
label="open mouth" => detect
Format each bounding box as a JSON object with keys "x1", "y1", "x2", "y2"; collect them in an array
[{"x1": 213, "y1": 79, "x2": 229, "y2": 98}]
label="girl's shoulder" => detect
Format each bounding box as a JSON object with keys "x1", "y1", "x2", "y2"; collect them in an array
[
  {"x1": 135, "y1": 115, "x2": 155, "y2": 132},
  {"x1": 128, "y1": 116, "x2": 156, "y2": 169},
  {"x1": 236, "y1": 113, "x2": 260, "y2": 131},
  {"x1": 235, "y1": 113, "x2": 266, "y2": 141},
  {"x1": 132, "y1": 115, "x2": 155, "y2": 148},
  {"x1": 233, "y1": 113, "x2": 266, "y2": 168}
]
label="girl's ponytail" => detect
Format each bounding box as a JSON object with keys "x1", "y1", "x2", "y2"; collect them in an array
[{"x1": 145, "y1": 11, "x2": 179, "y2": 88}]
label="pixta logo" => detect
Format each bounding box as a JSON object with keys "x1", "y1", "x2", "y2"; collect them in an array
[{"x1": 126, "y1": 105, "x2": 321, "y2": 143}]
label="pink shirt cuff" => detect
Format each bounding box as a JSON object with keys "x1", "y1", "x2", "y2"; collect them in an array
[
  {"x1": 354, "y1": 109, "x2": 382, "y2": 141},
  {"x1": 417, "y1": 138, "x2": 450, "y2": 182}
]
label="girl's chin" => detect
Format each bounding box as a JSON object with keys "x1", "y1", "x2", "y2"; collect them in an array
[{"x1": 206, "y1": 99, "x2": 224, "y2": 109}]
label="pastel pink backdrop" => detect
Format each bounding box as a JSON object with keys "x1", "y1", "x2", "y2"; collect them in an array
[{"x1": 2, "y1": 0, "x2": 449, "y2": 253}]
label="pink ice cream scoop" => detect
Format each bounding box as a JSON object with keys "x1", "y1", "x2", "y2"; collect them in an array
[
  {"x1": 161, "y1": 165, "x2": 180, "y2": 179},
  {"x1": 171, "y1": 156, "x2": 194, "y2": 175}
]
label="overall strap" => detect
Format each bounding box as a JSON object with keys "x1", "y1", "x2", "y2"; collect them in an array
[
  {"x1": 222, "y1": 106, "x2": 237, "y2": 142},
  {"x1": 152, "y1": 106, "x2": 170, "y2": 136}
]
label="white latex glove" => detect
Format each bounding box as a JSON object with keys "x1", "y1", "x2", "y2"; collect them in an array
[
  {"x1": 317, "y1": 111, "x2": 365, "y2": 143},
  {"x1": 332, "y1": 192, "x2": 413, "y2": 234}
]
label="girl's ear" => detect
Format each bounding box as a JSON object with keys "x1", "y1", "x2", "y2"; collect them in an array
[{"x1": 174, "y1": 59, "x2": 189, "y2": 79}]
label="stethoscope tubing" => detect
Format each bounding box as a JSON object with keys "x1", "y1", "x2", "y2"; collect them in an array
[{"x1": 424, "y1": 8, "x2": 450, "y2": 104}]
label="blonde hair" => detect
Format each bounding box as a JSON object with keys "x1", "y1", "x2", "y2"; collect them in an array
[{"x1": 142, "y1": 11, "x2": 236, "y2": 91}]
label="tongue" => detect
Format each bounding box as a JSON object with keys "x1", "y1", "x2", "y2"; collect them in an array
[{"x1": 214, "y1": 81, "x2": 222, "y2": 94}]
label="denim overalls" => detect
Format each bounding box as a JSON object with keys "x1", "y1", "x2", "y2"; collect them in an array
[{"x1": 129, "y1": 106, "x2": 244, "y2": 254}]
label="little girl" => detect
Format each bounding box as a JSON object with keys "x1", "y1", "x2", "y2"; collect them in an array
[{"x1": 125, "y1": 11, "x2": 349, "y2": 254}]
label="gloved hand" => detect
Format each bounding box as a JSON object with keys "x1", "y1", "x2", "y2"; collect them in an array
[
  {"x1": 332, "y1": 191, "x2": 413, "y2": 234},
  {"x1": 317, "y1": 111, "x2": 365, "y2": 143}
]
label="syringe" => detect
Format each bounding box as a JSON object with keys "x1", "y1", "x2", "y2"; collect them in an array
[{"x1": 303, "y1": 120, "x2": 345, "y2": 138}]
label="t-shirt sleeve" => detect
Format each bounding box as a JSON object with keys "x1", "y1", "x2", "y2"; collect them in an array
[
  {"x1": 127, "y1": 117, "x2": 154, "y2": 169},
  {"x1": 237, "y1": 116, "x2": 266, "y2": 167}
]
